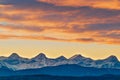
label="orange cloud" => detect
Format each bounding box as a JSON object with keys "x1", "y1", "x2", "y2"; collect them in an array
[
  {"x1": 40, "y1": 0, "x2": 120, "y2": 10},
  {"x1": 0, "y1": 0, "x2": 120, "y2": 44}
]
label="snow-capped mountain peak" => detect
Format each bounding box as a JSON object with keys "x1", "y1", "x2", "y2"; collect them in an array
[
  {"x1": 8, "y1": 53, "x2": 21, "y2": 59},
  {"x1": 0, "y1": 53, "x2": 120, "y2": 70},
  {"x1": 56, "y1": 56, "x2": 67, "y2": 61},
  {"x1": 32, "y1": 53, "x2": 47, "y2": 61},
  {"x1": 69, "y1": 54, "x2": 85, "y2": 60},
  {"x1": 104, "y1": 55, "x2": 119, "y2": 62}
]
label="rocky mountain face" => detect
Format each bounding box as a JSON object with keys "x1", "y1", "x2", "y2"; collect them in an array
[{"x1": 0, "y1": 53, "x2": 120, "y2": 70}]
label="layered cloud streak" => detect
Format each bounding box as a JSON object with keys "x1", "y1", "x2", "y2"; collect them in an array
[{"x1": 0, "y1": 0, "x2": 120, "y2": 44}]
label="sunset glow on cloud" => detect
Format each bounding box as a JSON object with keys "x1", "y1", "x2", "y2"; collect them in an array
[{"x1": 0, "y1": 0, "x2": 120, "y2": 59}]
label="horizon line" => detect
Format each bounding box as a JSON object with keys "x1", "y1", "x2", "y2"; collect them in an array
[{"x1": 0, "y1": 52, "x2": 119, "y2": 61}]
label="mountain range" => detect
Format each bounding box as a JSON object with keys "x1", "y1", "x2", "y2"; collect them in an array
[
  {"x1": 0, "y1": 53, "x2": 120, "y2": 70},
  {"x1": 1, "y1": 64, "x2": 120, "y2": 77}
]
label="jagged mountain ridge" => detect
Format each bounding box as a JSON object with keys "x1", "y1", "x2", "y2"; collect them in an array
[{"x1": 0, "y1": 53, "x2": 120, "y2": 70}]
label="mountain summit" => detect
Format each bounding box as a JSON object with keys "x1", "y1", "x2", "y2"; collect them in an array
[
  {"x1": 32, "y1": 53, "x2": 47, "y2": 61},
  {"x1": 69, "y1": 54, "x2": 86, "y2": 61},
  {"x1": 0, "y1": 53, "x2": 120, "y2": 70},
  {"x1": 56, "y1": 56, "x2": 67, "y2": 60},
  {"x1": 105, "y1": 55, "x2": 119, "y2": 62},
  {"x1": 8, "y1": 53, "x2": 21, "y2": 59}
]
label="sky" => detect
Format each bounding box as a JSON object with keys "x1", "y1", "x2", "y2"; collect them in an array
[{"x1": 0, "y1": 0, "x2": 120, "y2": 59}]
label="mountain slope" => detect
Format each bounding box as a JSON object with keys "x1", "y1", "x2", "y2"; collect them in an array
[
  {"x1": 0, "y1": 64, "x2": 14, "y2": 76},
  {"x1": 1, "y1": 64, "x2": 120, "y2": 77},
  {"x1": 0, "y1": 53, "x2": 120, "y2": 70}
]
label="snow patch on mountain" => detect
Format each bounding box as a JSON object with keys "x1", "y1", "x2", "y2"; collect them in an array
[{"x1": 0, "y1": 53, "x2": 120, "y2": 70}]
